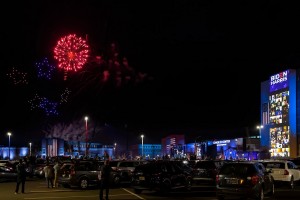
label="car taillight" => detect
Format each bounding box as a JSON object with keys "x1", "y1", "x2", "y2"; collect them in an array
[
  {"x1": 70, "y1": 169, "x2": 75, "y2": 176},
  {"x1": 284, "y1": 170, "x2": 289, "y2": 175},
  {"x1": 251, "y1": 175, "x2": 259, "y2": 185},
  {"x1": 216, "y1": 175, "x2": 220, "y2": 184}
]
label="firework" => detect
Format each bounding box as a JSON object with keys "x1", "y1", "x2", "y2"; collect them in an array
[{"x1": 54, "y1": 34, "x2": 89, "y2": 80}]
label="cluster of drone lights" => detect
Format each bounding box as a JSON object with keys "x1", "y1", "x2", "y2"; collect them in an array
[
  {"x1": 28, "y1": 93, "x2": 59, "y2": 116},
  {"x1": 60, "y1": 88, "x2": 71, "y2": 104},
  {"x1": 53, "y1": 34, "x2": 89, "y2": 72},
  {"x1": 7, "y1": 67, "x2": 28, "y2": 85},
  {"x1": 35, "y1": 57, "x2": 55, "y2": 80}
]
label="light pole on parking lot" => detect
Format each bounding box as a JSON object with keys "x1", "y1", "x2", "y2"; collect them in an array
[
  {"x1": 29, "y1": 142, "x2": 32, "y2": 156},
  {"x1": 256, "y1": 125, "x2": 263, "y2": 138},
  {"x1": 141, "y1": 134, "x2": 144, "y2": 159},
  {"x1": 7, "y1": 132, "x2": 12, "y2": 160},
  {"x1": 85, "y1": 116, "x2": 88, "y2": 157}
]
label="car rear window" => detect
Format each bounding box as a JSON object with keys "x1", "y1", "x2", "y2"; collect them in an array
[
  {"x1": 219, "y1": 163, "x2": 256, "y2": 176},
  {"x1": 194, "y1": 161, "x2": 217, "y2": 169},
  {"x1": 263, "y1": 162, "x2": 285, "y2": 169}
]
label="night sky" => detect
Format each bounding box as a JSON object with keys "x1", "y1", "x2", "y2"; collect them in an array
[{"x1": 1, "y1": 1, "x2": 300, "y2": 146}]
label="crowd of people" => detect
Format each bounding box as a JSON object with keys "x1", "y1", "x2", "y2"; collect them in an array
[{"x1": 13, "y1": 151, "x2": 112, "y2": 199}]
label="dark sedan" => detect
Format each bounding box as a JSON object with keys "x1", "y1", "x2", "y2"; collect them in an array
[
  {"x1": 131, "y1": 160, "x2": 192, "y2": 194},
  {"x1": 0, "y1": 165, "x2": 17, "y2": 182},
  {"x1": 216, "y1": 161, "x2": 275, "y2": 200}
]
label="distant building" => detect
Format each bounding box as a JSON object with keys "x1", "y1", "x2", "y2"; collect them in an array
[
  {"x1": 41, "y1": 138, "x2": 114, "y2": 159},
  {"x1": 161, "y1": 135, "x2": 185, "y2": 158},
  {"x1": 0, "y1": 146, "x2": 28, "y2": 160},
  {"x1": 130, "y1": 144, "x2": 162, "y2": 159}
]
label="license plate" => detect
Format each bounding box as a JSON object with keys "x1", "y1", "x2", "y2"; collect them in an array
[
  {"x1": 139, "y1": 176, "x2": 145, "y2": 181},
  {"x1": 226, "y1": 179, "x2": 238, "y2": 184}
]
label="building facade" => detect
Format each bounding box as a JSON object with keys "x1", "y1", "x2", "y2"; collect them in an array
[{"x1": 259, "y1": 69, "x2": 300, "y2": 158}]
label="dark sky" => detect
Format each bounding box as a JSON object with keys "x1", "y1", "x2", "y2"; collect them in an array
[{"x1": 1, "y1": 1, "x2": 300, "y2": 146}]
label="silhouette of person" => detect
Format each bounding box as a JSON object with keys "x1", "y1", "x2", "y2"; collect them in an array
[
  {"x1": 99, "y1": 160, "x2": 111, "y2": 200},
  {"x1": 15, "y1": 159, "x2": 26, "y2": 194}
]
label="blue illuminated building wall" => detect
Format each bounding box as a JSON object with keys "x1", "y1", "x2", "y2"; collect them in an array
[
  {"x1": 0, "y1": 147, "x2": 29, "y2": 160},
  {"x1": 260, "y1": 69, "x2": 298, "y2": 157}
]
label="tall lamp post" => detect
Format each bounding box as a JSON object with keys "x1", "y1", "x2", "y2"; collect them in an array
[
  {"x1": 256, "y1": 125, "x2": 264, "y2": 138},
  {"x1": 114, "y1": 143, "x2": 117, "y2": 158},
  {"x1": 85, "y1": 116, "x2": 88, "y2": 157},
  {"x1": 29, "y1": 142, "x2": 32, "y2": 156},
  {"x1": 7, "y1": 132, "x2": 11, "y2": 160},
  {"x1": 141, "y1": 134, "x2": 144, "y2": 158}
]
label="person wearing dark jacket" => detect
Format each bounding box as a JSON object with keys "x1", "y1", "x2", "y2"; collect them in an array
[
  {"x1": 15, "y1": 159, "x2": 26, "y2": 194},
  {"x1": 99, "y1": 160, "x2": 111, "y2": 200}
]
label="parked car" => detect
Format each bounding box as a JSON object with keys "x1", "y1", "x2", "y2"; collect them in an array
[
  {"x1": 216, "y1": 161, "x2": 275, "y2": 200},
  {"x1": 191, "y1": 160, "x2": 226, "y2": 188},
  {"x1": 33, "y1": 163, "x2": 54, "y2": 178},
  {"x1": 261, "y1": 159, "x2": 300, "y2": 189},
  {"x1": 58, "y1": 160, "x2": 103, "y2": 189},
  {"x1": 0, "y1": 160, "x2": 10, "y2": 167},
  {"x1": 288, "y1": 158, "x2": 300, "y2": 168},
  {"x1": 109, "y1": 160, "x2": 147, "y2": 186},
  {"x1": 0, "y1": 165, "x2": 17, "y2": 182},
  {"x1": 131, "y1": 160, "x2": 193, "y2": 194}
]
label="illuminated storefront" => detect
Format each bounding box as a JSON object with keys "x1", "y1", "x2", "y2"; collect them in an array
[{"x1": 260, "y1": 69, "x2": 298, "y2": 158}]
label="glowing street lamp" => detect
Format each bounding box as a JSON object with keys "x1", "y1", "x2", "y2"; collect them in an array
[
  {"x1": 29, "y1": 142, "x2": 32, "y2": 156},
  {"x1": 256, "y1": 125, "x2": 264, "y2": 138},
  {"x1": 141, "y1": 134, "x2": 144, "y2": 158},
  {"x1": 7, "y1": 132, "x2": 12, "y2": 160},
  {"x1": 85, "y1": 116, "x2": 88, "y2": 157},
  {"x1": 114, "y1": 143, "x2": 117, "y2": 158}
]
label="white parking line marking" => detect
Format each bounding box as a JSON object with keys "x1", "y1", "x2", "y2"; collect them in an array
[
  {"x1": 24, "y1": 194, "x2": 134, "y2": 199},
  {"x1": 122, "y1": 188, "x2": 146, "y2": 200}
]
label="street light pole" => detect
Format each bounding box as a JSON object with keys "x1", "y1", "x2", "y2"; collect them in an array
[
  {"x1": 29, "y1": 142, "x2": 32, "y2": 156},
  {"x1": 114, "y1": 143, "x2": 117, "y2": 158},
  {"x1": 7, "y1": 132, "x2": 11, "y2": 160},
  {"x1": 85, "y1": 116, "x2": 88, "y2": 157},
  {"x1": 256, "y1": 125, "x2": 264, "y2": 138},
  {"x1": 141, "y1": 134, "x2": 144, "y2": 159}
]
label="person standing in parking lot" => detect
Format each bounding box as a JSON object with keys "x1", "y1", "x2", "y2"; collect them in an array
[
  {"x1": 43, "y1": 163, "x2": 54, "y2": 188},
  {"x1": 99, "y1": 160, "x2": 111, "y2": 200},
  {"x1": 15, "y1": 158, "x2": 26, "y2": 194},
  {"x1": 53, "y1": 161, "x2": 60, "y2": 188}
]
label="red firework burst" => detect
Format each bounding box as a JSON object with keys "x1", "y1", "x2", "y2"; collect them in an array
[{"x1": 54, "y1": 34, "x2": 89, "y2": 79}]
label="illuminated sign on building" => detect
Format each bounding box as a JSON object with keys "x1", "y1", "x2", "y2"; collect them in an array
[
  {"x1": 212, "y1": 140, "x2": 230, "y2": 146},
  {"x1": 270, "y1": 70, "x2": 289, "y2": 92}
]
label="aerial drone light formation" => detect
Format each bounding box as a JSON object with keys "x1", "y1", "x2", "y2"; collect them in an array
[
  {"x1": 7, "y1": 67, "x2": 28, "y2": 85},
  {"x1": 60, "y1": 88, "x2": 71, "y2": 104},
  {"x1": 53, "y1": 34, "x2": 89, "y2": 80},
  {"x1": 35, "y1": 57, "x2": 55, "y2": 80},
  {"x1": 28, "y1": 93, "x2": 59, "y2": 116}
]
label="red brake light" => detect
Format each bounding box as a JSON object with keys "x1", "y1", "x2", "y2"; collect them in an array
[
  {"x1": 70, "y1": 169, "x2": 75, "y2": 175},
  {"x1": 216, "y1": 175, "x2": 220, "y2": 184},
  {"x1": 284, "y1": 170, "x2": 289, "y2": 175},
  {"x1": 251, "y1": 175, "x2": 259, "y2": 185}
]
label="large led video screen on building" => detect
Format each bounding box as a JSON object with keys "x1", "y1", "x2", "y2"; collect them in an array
[
  {"x1": 270, "y1": 126, "x2": 290, "y2": 157},
  {"x1": 269, "y1": 90, "x2": 289, "y2": 125}
]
